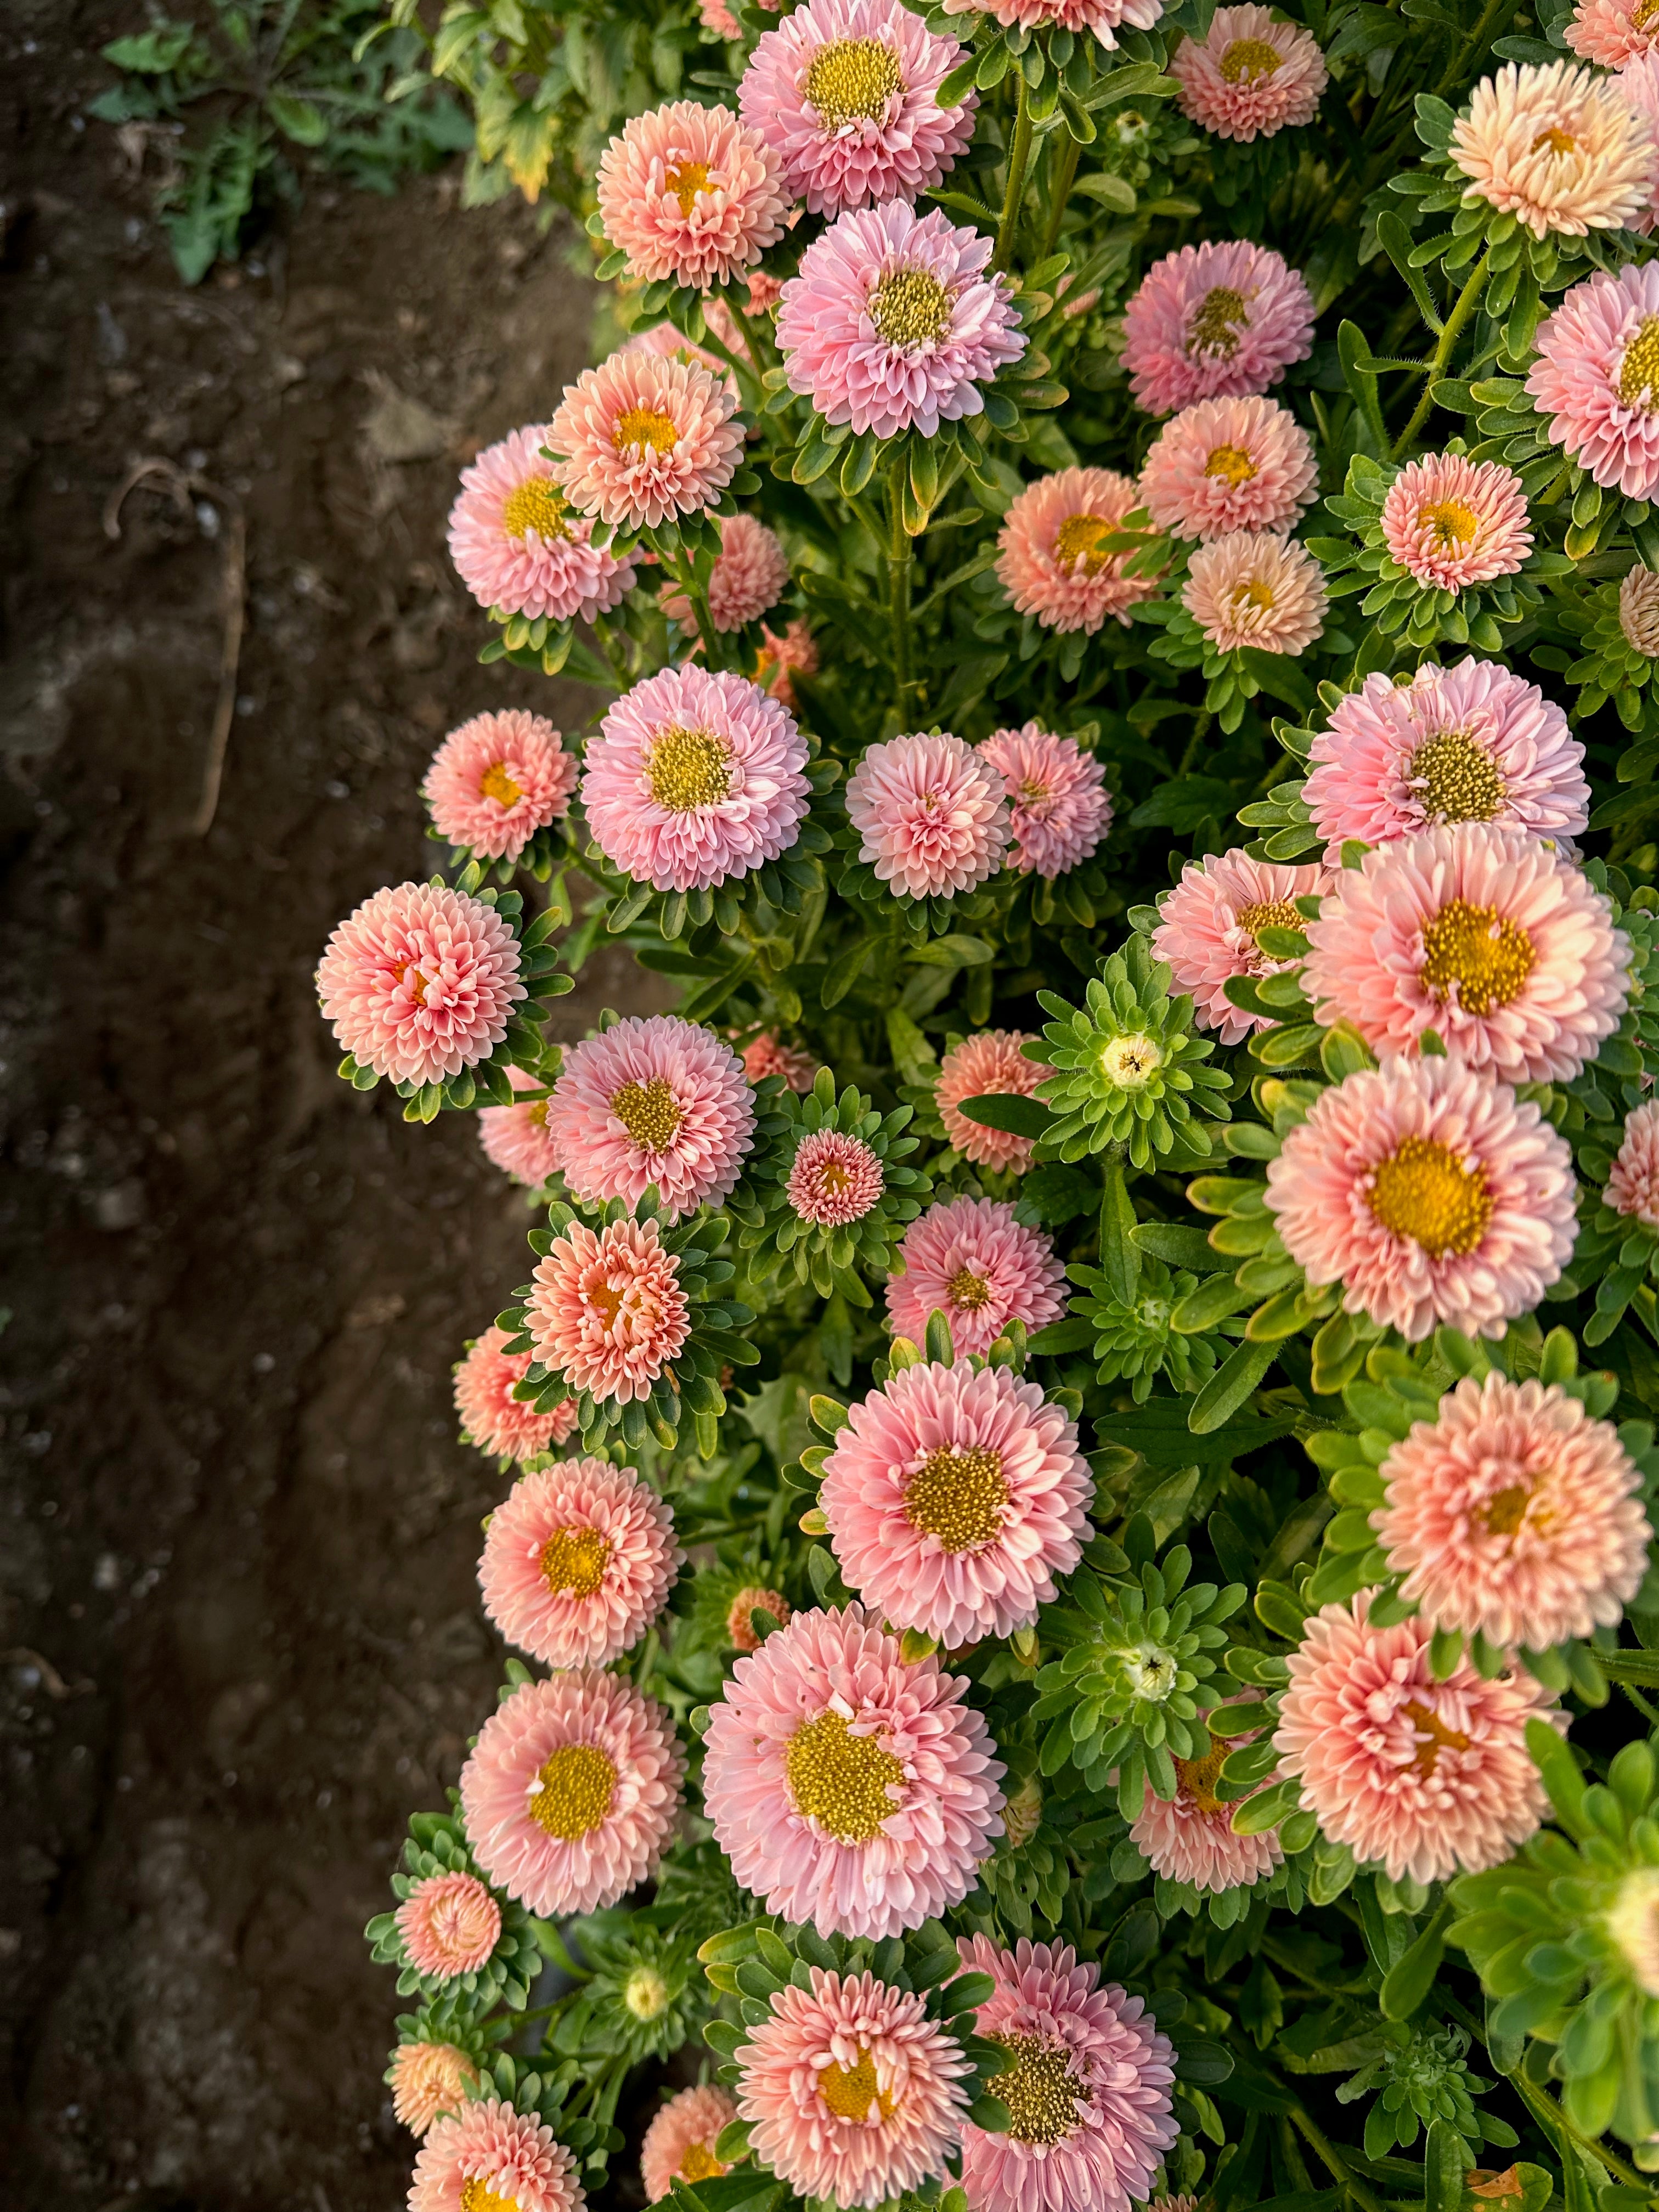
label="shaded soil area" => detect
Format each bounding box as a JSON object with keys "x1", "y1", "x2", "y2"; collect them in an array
[{"x1": 0, "y1": 8, "x2": 665, "y2": 2203}]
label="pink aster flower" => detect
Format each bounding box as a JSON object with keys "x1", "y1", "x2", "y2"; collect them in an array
[
  {"x1": 1626, "y1": 565, "x2": 1659, "y2": 654},
  {"x1": 995, "y1": 467, "x2": 1158, "y2": 634},
  {"x1": 1374, "y1": 1374, "x2": 1652, "y2": 1650},
  {"x1": 544, "y1": 1014, "x2": 755, "y2": 1223},
  {"x1": 845, "y1": 731, "x2": 1011, "y2": 899},
  {"x1": 740, "y1": 0, "x2": 976, "y2": 217},
  {"x1": 755, "y1": 617, "x2": 820, "y2": 707},
  {"x1": 787, "y1": 1127, "x2": 886, "y2": 1224},
  {"x1": 701, "y1": 1602, "x2": 1005, "y2": 1937},
  {"x1": 976, "y1": 723, "x2": 1113, "y2": 878},
  {"x1": 447, "y1": 424, "x2": 636, "y2": 624},
  {"x1": 1451, "y1": 60, "x2": 1657, "y2": 239},
  {"x1": 939, "y1": 0, "x2": 1162, "y2": 50},
  {"x1": 1380, "y1": 453, "x2": 1532, "y2": 594},
  {"x1": 776, "y1": 199, "x2": 1025, "y2": 440},
  {"x1": 1530, "y1": 262, "x2": 1659, "y2": 499},
  {"x1": 396, "y1": 1870, "x2": 501, "y2": 1981},
  {"x1": 661, "y1": 512, "x2": 788, "y2": 635},
  {"x1": 1184, "y1": 532, "x2": 1327, "y2": 654},
  {"x1": 741, "y1": 1032, "x2": 819, "y2": 1091},
  {"x1": 459, "y1": 1671, "x2": 684, "y2": 1917},
  {"x1": 596, "y1": 100, "x2": 790, "y2": 290},
  {"x1": 583, "y1": 664, "x2": 811, "y2": 895},
  {"x1": 455, "y1": 1327, "x2": 579, "y2": 1464},
  {"x1": 1122, "y1": 240, "x2": 1315, "y2": 416},
  {"x1": 1130, "y1": 1703, "x2": 1284, "y2": 1893},
  {"x1": 1264, "y1": 1057, "x2": 1579, "y2": 1342},
  {"x1": 736, "y1": 1967, "x2": 972, "y2": 2208},
  {"x1": 955, "y1": 1936, "x2": 1177, "y2": 2212},
  {"x1": 1169, "y1": 5, "x2": 1328, "y2": 141},
  {"x1": 1152, "y1": 849, "x2": 1331, "y2": 1045},
  {"x1": 549, "y1": 353, "x2": 743, "y2": 532},
  {"x1": 389, "y1": 2041, "x2": 478, "y2": 2138},
  {"x1": 316, "y1": 882, "x2": 524, "y2": 1090},
  {"x1": 821, "y1": 1359, "x2": 1091, "y2": 1648},
  {"x1": 411, "y1": 2100, "x2": 585, "y2": 2212},
  {"x1": 936, "y1": 1030, "x2": 1054, "y2": 1175},
  {"x1": 479, "y1": 1455, "x2": 682, "y2": 1669},
  {"x1": 478, "y1": 1063, "x2": 562, "y2": 1190},
  {"x1": 1139, "y1": 394, "x2": 1318, "y2": 541},
  {"x1": 886, "y1": 1197, "x2": 1067, "y2": 1358},
  {"x1": 1303, "y1": 660, "x2": 1590, "y2": 863},
  {"x1": 1274, "y1": 1590, "x2": 1560, "y2": 1883},
  {"x1": 618, "y1": 317, "x2": 736, "y2": 390},
  {"x1": 423, "y1": 709, "x2": 578, "y2": 864},
  {"x1": 729, "y1": 1584, "x2": 793, "y2": 1651},
  {"x1": 524, "y1": 1216, "x2": 690, "y2": 1406},
  {"x1": 642, "y1": 2085, "x2": 739, "y2": 2201},
  {"x1": 1611, "y1": 1098, "x2": 1659, "y2": 1223},
  {"x1": 1567, "y1": 0, "x2": 1659, "y2": 67},
  {"x1": 1303, "y1": 822, "x2": 1630, "y2": 1082}
]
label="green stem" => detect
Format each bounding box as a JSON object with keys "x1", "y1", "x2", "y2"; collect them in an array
[
  {"x1": 1392, "y1": 245, "x2": 1493, "y2": 458},
  {"x1": 1040, "y1": 128, "x2": 1082, "y2": 263},
  {"x1": 724, "y1": 291, "x2": 774, "y2": 379},
  {"x1": 887, "y1": 464, "x2": 915, "y2": 708},
  {"x1": 994, "y1": 69, "x2": 1034, "y2": 273},
  {"x1": 671, "y1": 546, "x2": 723, "y2": 668},
  {"x1": 1508, "y1": 2067, "x2": 1650, "y2": 2191},
  {"x1": 694, "y1": 315, "x2": 762, "y2": 413},
  {"x1": 1432, "y1": 0, "x2": 1516, "y2": 99},
  {"x1": 1288, "y1": 2106, "x2": 1385, "y2": 2212}
]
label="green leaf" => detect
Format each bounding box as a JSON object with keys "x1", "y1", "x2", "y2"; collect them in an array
[
  {"x1": 1380, "y1": 1900, "x2": 1452, "y2": 2021},
  {"x1": 1189, "y1": 1338, "x2": 1278, "y2": 1432},
  {"x1": 267, "y1": 93, "x2": 329, "y2": 145},
  {"x1": 956, "y1": 1093, "x2": 1054, "y2": 1138}
]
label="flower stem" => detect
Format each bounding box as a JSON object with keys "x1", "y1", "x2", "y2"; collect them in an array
[
  {"x1": 1508, "y1": 2063, "x2": 1649, "y2": 2189},
  {"x1": 994, "y1": 67, "x2": 1034, "y2": 274},
  {"x1": 668, "y1": 541, "x2": 722, "y2": 668},
  {"x1": 887, "y1": 461, "x2": 915, "y2": 707},
  {"x1": 1288, "y1": 2105, "x2": 1385, "y2": 2212},
  {"x1": 1392, "y1": 244, "x2": 1493, "y2": 458},
  {"x1": 1041, "y1": 128, "x2": 1082, "y2": 264}
]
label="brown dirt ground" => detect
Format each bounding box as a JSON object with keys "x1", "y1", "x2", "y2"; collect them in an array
[{"x1": 1, "y1": 7, "x2": 669, "y2": 2203}]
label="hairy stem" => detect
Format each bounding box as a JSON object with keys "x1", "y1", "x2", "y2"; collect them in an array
[
  {"x1": 994, "y1": 68, "x2": 1034, "y2": 273},
  {"x1": 1040, "y1": 128, "x2": 1082, "y2": 264},
  {"x1": 1392, "y1": 244, "x2": 1493, "y2": 456},
  {"x1": 887, "y1": 464, "x2": 915, "y2": 707},
  {"x1": 1288, "y1": 2105, "x2": 1385, "y2": 2212}
]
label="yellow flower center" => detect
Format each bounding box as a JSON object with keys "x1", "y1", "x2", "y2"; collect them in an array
[
  {"x1": 1418, "y1": 498, "x2": 1479, "y2": 549},
  {"x1": 905, "y1": 1446, "x2": 1008, "y2": 1552},
  {"x1": 500, "y1": 476, "x2": 572, "y2": 544},
  {"x1": 803, "y1": 37, "x2": 904, "y2": 128},
  {"x1": 1368, "y1": 1136, "x2": 1494, "y2": 1259},
  {"x1": 1481, "y1": 1482, "x2": 1535, "y2": 1538},
  {"x1": 948, "y1": 1266, "x2": 992, "y2": 1311},
  {"x1": 1177, "y1": 1738, "x2": 1229, "y2": 1815},
  {"x1": 1053, "y1": 511, "x2": 1114, "y2": 574},
  {"x1": 1189, "y1": 285, "x2": 1248, "y2": 358},
  {"x1": 1101, "y1": 1031, "x2": 1162, "y2": 1088},
  {"x1": 678, "y1": 2141, "x2": 727, "y2": 2185},
  {"x1": 868, "y1": 267, "x2": 953, "y2": 350},
  {"x1": 820, "y1": 2045, "x2": 896, "y2": 2123},
  {"x1": 1219, "y1": 35, "x2": 1284, "y2": 81},
  {"x1": 528, "y1": 1742, "x2": 618, "y2": 1838},
  {"x1": 1204, "y1": 442, "x2": 1259, "y2": 487},
  {"x1": 588, "y1": 1277, "x2": 624, "y2": 1329},
  {"x1": 393, "y1": 960, "x2": 429, "y2": 1006},
  {"x1": 624, "y1": 1965, "x2": 670, "y2": 2019},
  {"x1": 992, "y1": 2036, "x2": 1086, "y2": 2146},
  {"x1": 1637, "y1": 0, "x2": 1659, "y2": 30},
  {"x1": 538, "y1": 1525, "x2": 613, "y2": 1599},
  {"x1": 817, "y1": 1157, "x2": 854, "y2": 1195},
  {"x1": 461, "y1": 2180, "x2": 521, "y2": 2212},
  {"x1": 613, "y1": 406, "x2": 680, "y2": 455},
  {"x1": 1235, "y1": 896, "x2": 1301, "y2": 941},
  {"x1": 1620, "y1": 316, "x2": 1659, "y2": 409},
  {"x1": 1407, "y1": 730, "x2": 1505, "y2": 823},
  {"x1": 1231, "y1": 575, "x2": 1276, "y2": 613},
  {"x1": 1403, "y1": 1696, "x2": 1471, "y2": 1776},
  {"x1": 611, "y1": 1074, "x2": 685, "y2": 1149},
  {"x1": 663, "y1": 158, "x2": 711, "y2": 215},
  {"x1": 785, "y1": 1710, "x2": 904, "y2": 1842},
  {"x1": 648, "y1": 725, "x2": 732, "y2": 810},
  {"x1": 1530, "y1": 126, "x2": 1576, "y2": 155},
  {"x1": 479, "y1": 759, "x2": 523, "y2": 808},
  {"x1": 1419, "y1": 898, "x2": 1536, "y2": 1015}
]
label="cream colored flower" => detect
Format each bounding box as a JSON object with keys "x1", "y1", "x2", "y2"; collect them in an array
[{"x1": 1451, "y1": 60, "x2": 1657, "y2": 238}]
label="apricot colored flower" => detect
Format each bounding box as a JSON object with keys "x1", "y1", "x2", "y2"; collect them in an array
[
  {"x1": 936, "y1": 1030, "x2": 1053, "y2": 1173},
  {"x1": 741, "y1": 1032, "x2": 819, "y2": 1091},
  {"x1": 1139, "y1": 393, "x2": 1318, "y2": 540},
  {"x1": 479, "y1": 1456, "x2": 682, "y2": 1668},
  {"x1": 1379, "y1": 453, "x2": 1532, "y2": 593},
  {"x1": 1152, "y1": 849, "x2": 1330, "y2": 1044},
  {"x1": 787, "y1": 1128, "x2": 886, "y2": 1224},
  {"x1": 1567, "y1": 0, "x2": 1659, "y2": 67},
  {"x1": 1170, "y1": 5, "x2": 1327, "y2": 141},
  {"x1": 1184, "y1": 532, "x2": 1327, "y2": 654},
  {"x1": 455, "y1": 1326, "x2": 578, "y2": 1463},
  {"x1": 886, "y1": 1196, "x2": 1067, "y2": 1358},
  {"x1": 995, "y1": 467, "x2": 1158, "y2": 633},
  {"x1": 641, "y1": 2085, "x2": 739, "y2": 2201},
  {"x1": 317, "y1": 882, "x2": 524, "y2": 1090},
  {"x1": 447, "y1": 424, "x2": 635, "y2": 623},
  {"x1": 545, "y1": 1014, "x2": 755, "y2": 1223},
  {"x1": 389, "y1": 2041, "x2": 478, "y2": 2138},
  {"x1": 410, "y1": 2099, "x2": 585, "y2": 2212},
  {"x1": 396, "y1": 1870, "x2": 501, "y2": 1980},
  {"x1": 661, "y1": 512, "x2": 788, "y2": 634},
  {"x1": 478, "y1": 1063, "x2": 562, "y2": 1190},
  {"x1": 548, "y1": 353, "x2": 743, "y2": 531},
  {"x1": 597, "y1": 100, "x2": 791, "y2": 289},
  {"x1": 423, "y1": 709, "x2": 577, "y2": 864},
  {"x1": 1130, "y1": 1705, "x2": 1284, "y2": 1892},
  {"x1": 1451, "y1": 60, "x2": 1657, "y2": 238},
  {"x1": 524, "y1": 1216, "x2": 691, "y2": 1404}
]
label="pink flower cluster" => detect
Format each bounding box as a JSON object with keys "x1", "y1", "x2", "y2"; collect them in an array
[{"x1": 977, "y1": 723, "x2": 1113, "y2": 877}]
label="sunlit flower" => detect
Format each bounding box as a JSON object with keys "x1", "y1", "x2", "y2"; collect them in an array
[
  {"x1": 1169, "y1": 5, "x2": 1328, "y2": 142},
  {"x1": 317, "y1": 882, "x2": 524, "y2": 1089},
  {"x1": 389, "y1": 2041, "x2": 478, "y2": 2138},
  {"x1": 886, "y1": 1196, "x2": 1067, "y2": 1358},
  {"x1": 1122, "y1": 239, "x2": 1315, "y2": 416},
  {"x1": 479, "y1": 1455, "x2": 682, "y2": 1668},
  {"x1": 977, "y1": 723, "x2": 1113, "y2": 878},
  {"x1": 1152, "y1": 849, "x2": 1330, "y2": 1044},
  {"x1": 478, "y1": 1063, "x2": 562, "y2": 1190},
  {"x1": 661, "y1": 512, "x2": 788, "y2": 636},
  {"x1": 641, "y1": 2085, "x2": 740, "y2": 2202},
  {"x1": 455, "y1": 1326, "x2": 579, "y2": 1463},
  {"x1": 936, "y1": 1030, "x2": 1053, "y2": 1173},
  {"x1": 1184, "y1": 531, "x2": 1327, "y2": 654},
  {"x1": 410, "y1": 2098, "x2": 585, "y2": 2212},
  {"x1": 1611, "y1": 1098, "x2": 1659, "y2": 1223},
  {"x1": 1130, "y1": 1705, "x2": 1284, "y2": 1892},
  {"x1": 846, "y1": 731, "x2": 1011, "y2": 899},
  {"x1": 549, "y1": 352, "x2": 744, "y2": 531},
  {"x1": 597, "y1": 100, "x2": 791, "y2": 290},
  {"x1": 1380, "y1": 453, "x2": 1532, "y2": 592},
  {"x1": 423, "y1": 709, "x2": 577, "y2": 864},
  {"x1": 524, "y1": 1215, "x2": 692, "y2": 1404},
  {"x1": 755, "y1": 617, "x2": 820, "y2": 707},
  {"x1": 1451, "y1": 60, "x2": 1657, "y2": 238},
  {"x1": 545, "y1": 1014, "x2": 755, "y2": 1223},
  {"x1": 447, "y1": 424, "x2": 635, "y2": 623},
  {"x1": 729, "y1": 1584, "x2": 793, "y2": 1651},
  {"x1": 396, "y1": 1870, "x2": 501, "y2": 1980},
  {"x1": 741, "y1": 1032, "x2": 819, "y2": 1091},
  {"x1": 1138, "y1": 393, "x2": 1318, "y2": 540},
  {"x1": 995, "y1": 467, "x2": 1158, "y2": 633},
  {"x1": 1530, "y1": 261, "x2": 1659, "y2": 499},
  {"x1": 1624, "y1": 565, "x2": 1659, "y2": 653},
  {"x1": 939, "y1": 0, "x2": 1163, "y2": 51},
  {"x1": 1567, "y1": 0, "x2": 1659, "y2": 69},
  {"x1": 787, "y1": 1127, "x2": 887, "y2": 1224}
]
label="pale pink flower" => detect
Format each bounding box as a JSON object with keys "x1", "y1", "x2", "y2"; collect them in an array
[
  {"x1": 582, "y1": 664, "x2": 811, "y2": 895},
  {"x1": 729, "y1": 1584, "x2": 793, "y2": 1651},
  {"x1": 939, "y1": 0, "x2": 1162, "y2": 50},
  {"x1": 619, "y1": 317, "x2": 735, "y2": 389},
  {"x1": 1122, "y1": 239, "x2": 1315, "y2": 417},
  {"x1": 316, "y1": 882, "x2": 524, "y2": 1090},
  {"x1": 524, "y1": 1216, "x2": 692, "y2": 1404},
  {"x1": 1130, "y1": 1703, "x2": 1284, "y2": 1893},
  {"x1": 479, "y1": 1455, "x2": 682, "y2": 1669},
  {"x1": 746, "y1": 269, "x2": 785, "y2": 312},
  {"x1": 1274, "y1": 1591, "x2": 1560, "y2": 1883},
  {"x1": 1614, "y1": 50, "x2": 1659, "y2": 230},
  {"x1": 447, "y1": 424, "x2": 635, "y2": 624},
  {"x1": 1567, "y1": 0, "x2": 1659, "y2": 68},
  {"x1": 936, "y1": 1030, "x2": 1054, "y2": 1175},
  {"x1": 1169, "y1": 5, "x2": 1328, "y2": 141},
  {"x1": 1624, "y1": 565, "x2": 1659, "y2": 654},
  {"x1": 741, "y1": 1032, "x2": 819, "y2": 1090},
  {"x1": 995, "y1": 467, "x2": 1158, "y2": 634},
  {"x1": 596, "y1": 100, "x2": 791, "y2": 290},
  {"x1": 976, "y1": 723, "x2": 1113, "y2": 878},
  {"x1": 954, "y1": 1936, "x2": 1177, "y2": 2212},
  {"x1": 478, "y1": 1063, "x2": 562, "y2": 1190},
  {"x1": 821, "y1": 1360, "x2": 1091, "y2": 1648},
  {"x1": 741, "y1": 0, "x2": 975, "y2": 217},
  {"x1": 845, "y1": 731, "x2": 1011, "y2": 899},
  {"x1": 1530, "y1": 262, "x2": 1659, "y2": 499},
  {"x1": 1152, "y1": 849, "x2": 1330, "y2": 1045},
  {"x1": 787, "y1": 1127, "x2": 886, "y2": 1224},
  {"x1": 756, "y1": 617, "x2": 819, "y2": 707},
  {"x1": 1303, "y1": 822, "x2": 1629, "y2": 1082},
  {"x1": 455, "y1": 1326, "x2": 579, "y2": 1464},
  {"x1": 389, "y1": 2041, "x2": 478, "y2": 2138},
  {"x1": 423, "y1": 710, "x2": 577, "y2": 864},
  {"x1": 1380, "y1": 453, "x2": 1532, "y2": 593},
  {"x1": 736, "y1": 1967, "x2": 971, "y2": 2208},
  {"x1": 395, "y1": 1870, "x2": 501, "y2": 1982},
  {"x1": 410, "y1": 2099, "x2": 585, "y2": 2212},
  {"x1": 641, "y1": 2085, "x2": 739, "y2": 2201},
  {"x1": 886, "y1": 1197, "x2": 1067, "y2": 1358},
  {"x1": 661, "y1": 512, "x2": 788, "y2": 634},
  {"x1": 1184, "y1": 532, "x2": 1327, "y2": 654},
  {"x1": 1139, "y1": 393, "x2": 1318, "y2": 540},
  {"x1": 1374, "y1": 1374, "x2": 1651, "y2": 1650},
  {"x1": 1264, "y1": 1057, "x2": 1579, "y2": 1342},
  {"x1": 544, "y1": 1014, "x2": 755, "y2": 1223},
  {"x1": 548, "y1": 353, "x2": 743, "y2": 532},
  {"x1": 776, "y1": 199, "x2": 1025, "y2": 439},
  {"x1": 701, "y1": 1602, "x2": 1005, "y2": 1937},
  {"x1": 1451, "y1": 60, "x2": 1657, "y2": 238},
  {"x1": 1611, "y1": 1099, "x2": 1659, "y2": 1224},
  {"x1": 701, "y1": 0, "x2": 742, "y2": 38},
  {"x1": 1303, "y1": 660, "x2": 1590, "y2": 863},
  {"x1": 459, "y1": 1671, "x2": 685, "y2": 1917}
]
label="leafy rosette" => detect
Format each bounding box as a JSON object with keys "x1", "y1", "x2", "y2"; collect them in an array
[
  {"x1": 1564, "y1": 575, "x2": 1659, "y2": 732},
  {"x1": 367, "y1": 1803, "x2": 545, "y2": 2028},
  {"x1": 540, "y1": 1910, "x2": 712, "y2": 2067}
]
